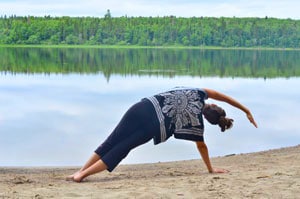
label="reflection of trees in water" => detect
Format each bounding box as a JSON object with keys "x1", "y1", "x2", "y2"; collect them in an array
[{"x1": 0, "y1": 47, "x2": 299, "y2": 80}]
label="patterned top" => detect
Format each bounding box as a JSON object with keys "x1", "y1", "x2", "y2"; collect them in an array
[{"x1": 147, "y1": 87, "x2": 208, "y2": 145}]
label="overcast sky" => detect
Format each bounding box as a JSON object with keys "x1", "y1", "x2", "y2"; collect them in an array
[{"x1": 0, "y1": 0, "x2": 299, "y2": 19}]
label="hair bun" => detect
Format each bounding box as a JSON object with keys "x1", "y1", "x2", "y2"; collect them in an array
[{"x1": 218, "y1": 117, "x2": 234, "y2": 132}]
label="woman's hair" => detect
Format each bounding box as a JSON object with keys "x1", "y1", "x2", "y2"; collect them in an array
[{"x1": 203, "y1": 104, "x2": 234, "y2": 132}]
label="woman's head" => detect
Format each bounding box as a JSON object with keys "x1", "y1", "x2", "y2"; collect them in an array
[{"x1": 203, "y1": 104, "x2": 234, "y2": 132}]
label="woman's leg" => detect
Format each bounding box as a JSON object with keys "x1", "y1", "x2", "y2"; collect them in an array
[
  {"x1": 72, "y1": 129, "x2": 152, "y2": 182},
  {"x1": 66, "y1": 105, "x2": 139, "y2": 181},
  {"x1": 67, "y1": 99, "x2": 158, "y2": 182},
  {"x1": 99, "y1": 128, "x2": 153, "y2": 172},
  {"x1": 66, "y1": 153, "x2": 100, "y2": 181},
  {"x1": 66, "y1": 106, "x2": 144, "y2": 181},
  {"x1": 73, "y1": 159, "x2": 108, "y2": 182},
  {"x1": 79, "y1": 153, "x2": 101, "y2": 171}
]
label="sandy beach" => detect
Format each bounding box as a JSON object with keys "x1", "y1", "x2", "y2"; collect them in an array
[{"x1": 1, "y1": 145, "x2": 299, "y2": 199}]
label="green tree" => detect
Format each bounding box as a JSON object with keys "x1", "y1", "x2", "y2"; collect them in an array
[
  {"x1": 65, "y1": 34, "x2": 79, "y2": 44},
  {"x1": 26, "y1": 35, "x2": 40, "y2": 44}
]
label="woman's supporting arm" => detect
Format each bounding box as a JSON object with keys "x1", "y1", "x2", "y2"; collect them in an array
[{"x1": 196, "y1": 141, "x2": 229, "y2": 173}]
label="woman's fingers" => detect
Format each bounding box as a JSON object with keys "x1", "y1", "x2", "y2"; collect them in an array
[{"x1": 247, "y1": 113, "x2": 258, "y2": 128}]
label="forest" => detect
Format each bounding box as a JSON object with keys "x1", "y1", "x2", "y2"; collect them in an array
[{"x1": 0, "y1": 12, "x2": 299, "y2": 48}]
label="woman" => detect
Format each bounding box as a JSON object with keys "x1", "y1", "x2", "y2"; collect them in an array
[{"x1": 67, "y1": 87, "x2": 257, "y2": 182}]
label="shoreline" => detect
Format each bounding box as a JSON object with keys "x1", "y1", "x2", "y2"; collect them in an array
[
  {"x1": 1, "y1": 145, "x2": 299, "y2": 198},
  {"x1": 1, "y1": 44, "x2": 300, "y2": 51}
]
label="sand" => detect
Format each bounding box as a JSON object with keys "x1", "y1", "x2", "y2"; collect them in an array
[{"x1": 1, "y1": 145, "x2": 300, "y2": 199}]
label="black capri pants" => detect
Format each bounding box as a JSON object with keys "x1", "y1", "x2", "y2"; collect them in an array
[{"x1": 95, "y1": 99, "x2": 159, "y2": 172}]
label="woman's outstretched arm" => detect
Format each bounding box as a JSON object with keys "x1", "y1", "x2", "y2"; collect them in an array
[{"x1": 203, "y1": 88, "x2": 258, "y2": 128}]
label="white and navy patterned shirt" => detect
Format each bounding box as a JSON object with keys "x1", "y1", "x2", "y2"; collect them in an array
[{"x1": 147, "y1": 87, "x2": 208, "y2": 145}]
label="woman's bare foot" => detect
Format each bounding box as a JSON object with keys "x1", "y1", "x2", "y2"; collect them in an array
[
  {"x1": 66, "y1": 171, "x2": 79, "y2": 181},
  {"x1": 73, "y1": 172, "x2": 84, "y2": 183}
]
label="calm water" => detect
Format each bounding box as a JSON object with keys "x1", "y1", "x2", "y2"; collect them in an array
[{"x1": 0, "y1": 47, "x2": 300, "y2": 166}]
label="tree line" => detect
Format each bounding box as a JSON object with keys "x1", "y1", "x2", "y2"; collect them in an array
[{"x1": 0, "y1": 13, "x2": 299, "y2": 48}]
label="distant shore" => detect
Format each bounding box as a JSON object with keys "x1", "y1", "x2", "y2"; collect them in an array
[
  {"x1": 1, "y1": 44, "x2": 299, "y2": 51},
  {"x1": 1, "y1": 145, "x2": 299, "y2": 198}
]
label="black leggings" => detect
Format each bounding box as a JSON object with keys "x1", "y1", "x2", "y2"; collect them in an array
[{"x1": 95, "y1": 99, "x2": 159, "y2": 172}]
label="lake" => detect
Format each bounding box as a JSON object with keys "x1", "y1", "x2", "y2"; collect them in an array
[{"x1": 0, "y1": 47, "x2": 300, "y2": 167}]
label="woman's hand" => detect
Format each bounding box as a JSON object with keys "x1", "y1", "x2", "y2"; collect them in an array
[
  {"x1": 211, "y1": 168, "x2": 230, "y2": 173},
  {"x1": 247, "y1": 112, "x2": 258, "y2": 128}
]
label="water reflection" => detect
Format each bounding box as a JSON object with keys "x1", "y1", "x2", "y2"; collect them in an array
[
  {"x1": 1, "y1": 47, "x2": 300, "y2": 78},
  {"x1": 0, "y1": 74, "x2": 299, "y2": 166}
]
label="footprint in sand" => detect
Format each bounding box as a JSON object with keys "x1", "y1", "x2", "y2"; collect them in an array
[{"x1": 12, "y1": 176, "x2": 33, "y2": 184}]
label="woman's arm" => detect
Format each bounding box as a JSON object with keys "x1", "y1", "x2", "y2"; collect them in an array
[
  {"x1": 203, "y1": 88, "x2": 258, "y2": 128},
  {"x1": 196, "y1": 141, "x2": 229, "y2": 173}
]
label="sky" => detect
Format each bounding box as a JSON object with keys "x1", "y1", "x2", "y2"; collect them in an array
[{"x1": 0, "y1": 0, "x2": 299, "y2": 19}]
